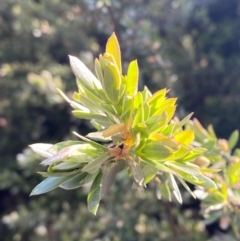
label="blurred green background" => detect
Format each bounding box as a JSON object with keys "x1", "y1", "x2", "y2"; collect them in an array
[{"x1": 1, "y1": 0, "x2": 240, "y2": 240}]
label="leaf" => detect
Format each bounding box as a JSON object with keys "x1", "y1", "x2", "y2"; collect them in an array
[
  {"x1": 164, "y1": 105, "x2": 176, "y2": 123},
  {"x1": 175, "y1": 112, "x2": 193, "y2": 131},
  {"x1": 81, "y1": 152, "x2": 111, "y2": 174},
  {"x1": 133, "y1": 103, "x2": 144, "y2": 126},
  {"x1": 72, "y1": 132, "x2": 108, "y2": 150},
  {"x1": 207, "y1": 124, "x2": 217, "y2": 139},
  {"x1": 101, "y1": 103, "x2": 118, "y2": 116},
  {"x1": 90, "y1": 119, "x2": 105, "y2": 130},
  {"x1": 126, "y1": 60, "x2": 139, "y2": 96},
  {"x1": 141, "y1": 141, "x2": 173, "y2": 161},
  {"x1": 72, "y1": 110, "x2": 109, "y2": 122},
  {"x1": 204, "y1": 191, "x2": 225, "y2": 205},
  {"x1": 133, "y1": 102, "x2": 150, "y2": 127},
  {"x1": 100, "y1": 161, "x2": 126, "y2": 199},
  {"x1": 87, "y1": 172, "x2": 103, "y2": 215},
  {"x1": 142, "y1": 85, "x2": 152, "y2": 100},
  {"x1": 140, "y1": 158, "x2": 175, "y2": 174},
  {"x1": 133, "y1": 92, "x2": 143, "y2": 109},
  {"x1": 164, "y1": 145, "x2": 190, "y2": 161},
  {"x1": 76, "y1": 94, "x2": 104, "y2": 114},
  {"x1": 176, "y1": 176, "x2": 196, "y2": 199},
  {"x1": 142, "y1": 164, "x2": 158, "y2": 184},
  {"x1": 147, "y1": 88, "x2": 167, "y2": 115},
  {"x1": 228, "y1": 130, "x2": 239, "y2": 150},
  {"x1": 69, "y1": 55, "x2": 102, "y2": 91},
  {"x1": 42, "y1": 143, "x2": 100, "y2": 166},
  {"x1": 95, "y1": 58, "x2": 104, "y2": 84},
  {"x1": 166, "y1": 161, "x2": 201, "y2": 175},
  {"x1": 226, "y1": 162, "x2": 240, "y2": 185},
  {"x1": 133, "y1": 123, "x2": 149, "y2": 138},
  {"x1": 121, "y1": 95, "x2": 133, "y2": 118},
  {"x1": 181, "y1": 148, "x2": 207, "y2": 162},
  {"x1": 29, "y1": 143, "x2": 55, "y2": 158},
  {"x1": 51, "y1": 161, "x2": 83, "y2": 171},
  {"x1": 127, "y1": 158, "x2": 145, "y2": 187},
  {"x1": 192, "y1": 118, "x2": 209, "y2": 139},
  {"x1": 103, "y1": 63, "x2": 121, "y2": 103},
  {"x1": 102, "y1": 124, "x2": 126, "y2": 138},
  {"x1": 106, "y1": 32, "x2": 122, "y2": 73},
  {"x1": 202, "y1": 139, "x2": 216, "y2": 149},
  {"x1": 169, "y1": 173, "x2": 182, "y2": 203},
  {"x1": 30, "y1": 175, "x2": 76, "y2": 196},
  {"x1": 177, "y1": 170, "x2": 217, "y2": 189},
  {"x1": 147, "y1": 113, "x2": 168, "y2": 134},
  {"x1": 158, "y1": 182, "x2": 171, "y2": 201},
  {"x1": 60, "y1": 172, "x2": 88, "y2": 190},
  {"x1": 175, "y1": 130, "x2": 195, "y2": 145},
  {"x1": 40, "y1": 144, "x2": 83, "y2": 165},
  {"x1": 37, "y1": 171, "x2": 79, "y2": 177},
  {"x1": 87, "y1": 131, "x2": 112, "y2": 142}
]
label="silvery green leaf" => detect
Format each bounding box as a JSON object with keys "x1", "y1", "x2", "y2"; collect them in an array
[
  {"x1": 142, "y1": 164, "x2": 158, "y2": 184},
  {"x1": 176, "y1": 176, "x2": 196, "y2": 199},
  {"x1": 29, "y1": 143, "x2": 55, "y2": 158},
  {"x1": 169, "y1": 173, "x2": 182, "y2": 204},
  {"x1": 69, "y1": 55, "x2": 102, "y2": 91},
  {"x1": 60, "y1": 172, "x2": 88, "y2": 190},
  {"x1": 86, "y1": 132, "x2": 111, "y2": 142},
  {"x1": 100, "y1": 161, "x2": 126, "y2": 199},
  {"x1": 127, "y1": 159, "x2": 145, "y2": 187},
  {"x1": 87, "y1": 172, "x2": 103, "y2": 215},
  {"x1": 81, "y1": 152, "x2": 111, "y2": 174},
  {"x1": 52, "y1": 161, "x2": 84, "y2": 171},
  {"x1": 30, "y1": 174, "x2": 76, "y2": 196},
  {"x1": 72, "y1": 132, "x2": 108, "y2": 150},
  {"x1": 40, "y1": 144, "x2": 83, "y2": 165}
]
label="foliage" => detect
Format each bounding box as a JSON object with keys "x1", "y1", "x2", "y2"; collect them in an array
[
  {"x1": 1, "y1": 0, "x2": 240, "y2": 240},
  {"x1": 29, "y1": 34, "x2": 234, "y2": 236}
]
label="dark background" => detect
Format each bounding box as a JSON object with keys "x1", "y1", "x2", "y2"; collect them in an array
[{"x1": 1, "y1": 0, "x2": 240, "y2": 240}]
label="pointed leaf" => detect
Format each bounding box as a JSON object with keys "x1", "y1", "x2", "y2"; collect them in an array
[
  {"x1": 101, "y1": 161, "x2": 126, "y2": 199},
  {"x1": 102, "y1": 124, "x2": 126, "y2": 138},
  {"x1": 126, "y1": 60, "x2": 139, "y2": 96},
  {"x1": 175, "y1": 112, "x2": 193, "y2": 131},
  {"x1": 106, "y1": 33, "x2": 122, "y2": 73},
  {"x1": 52, "y1": 161, "x2": 83, "y2": 171},
  {"x1": 30, "y1": 175, "x2": 75, "y2": 196},
  {"x1": 228, "y1": 130, "x2": 239, "y2": 150},
  {"x1": 72, "y1": 110, "x2": 108, "y2": 122},
  {"x1": 87, "y1": 131, "x2": 112, "y2": 142},
  {"x1": 29, "y1": 144, "x2": 55, "y2": 158},
  {"x1": 141, "y1": 141, "x2": 174, "y2": 161},
  {"x1": 127, "y1": 159, "x2": 145, "y2": 187},
  {"x1": 69, "y1": 55, "x2": 102, "y2": 91},
  {"x1": 169, "y1": 174, "x2": 182, "y2": 203},
  {"x1": 95, "y1": 58, "x2": 104, "y2": 84},
  {"x1": 142, "y1": 164, "x2": 158, "y2": 184},
  {"x1": 175, "y1": 130, "x2": 195, "y2": 145},
  {"x1": 81, "y1": 152, "x2": 111, "y2": 174},
  {"x1": 41, "y1": 144, "x2": 83, "y2": 165},
  {"x1": 60, "y1": 172, "x2": 88, "y2": 190},
  {"x1": 87, "y1": 172, "x2": 103, "y2": 215},
  {"x1": 158, "y1": 182, "x2": 172, "y2": 201},
  {"x1": 103, "y1": 63, "x2": 120, "y2": 103},
  {"x1": 176, "y1": 176, "x2": 196, "y2": 199},
  {"x1": 72, "y1": 132, "x2": 108, "y2": 150}
]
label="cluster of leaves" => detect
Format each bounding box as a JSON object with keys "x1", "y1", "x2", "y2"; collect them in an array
[
  {"x1": 30, "y1": 33, "x2": 219, "y2": 215},
  {"x1": 186, "y1": 119, "x2": 240, "y2": 238}
]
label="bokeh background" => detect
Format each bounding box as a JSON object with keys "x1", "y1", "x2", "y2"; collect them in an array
[{"x1": 1, "y1": 0, "x2": 240, "y2": 240}]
